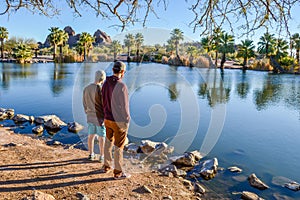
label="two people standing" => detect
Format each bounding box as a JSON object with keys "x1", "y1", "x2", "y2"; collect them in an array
[{"x1": 83, "y1": 61, "x2": 130, "y2": 179}]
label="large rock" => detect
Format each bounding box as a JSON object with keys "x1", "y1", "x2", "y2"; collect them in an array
[
  {"x1": 140, "y1": 140, "x2": 171, "y2": 156},
  {"x1": 12, "y1": 114, "x2": 34, "y2": 123},
  {"x1": 35, "y1": 115, "x2": 59, "y2": 124},
  {"x1": 67, "y1": 122, "x2": 84, "y2": 133},
  {"x1": 194, "y1": 182, "x2": 206, "y2": 194},
  {"x1": 228, "y1": 166, "x2": 242, "y2": 173},
  {"x1": 241, "y1": 191, "x2": 265, "y2": 200},
  {"x1": 158, "y1": 164, "x2": 186, "y2": 177},
  {"x1": 170, "y1": 153, "x2": 195, "y2": 167},
  {"x1": 34, "y1": 190, "x2": 55, "y2": 200},
  {"x1": 35, "y1": 115, "x2": 66, "y2": 130},
  {"x1": 0, "y1": 111, "x2": 8, "y2": 120},
  {"x1": 199, "y1": 158, "x2": 218, "y2": 180},
  {"x1": 93, "y1": 29, "x2": 112, "y2": 45},
  {"x1": 124, "y1": 143, "x2": 140, "y2": 154},
  {"x1": 284, "y1": 181, "x2": 300, "y2": 191},
  {"x1": 32, "y1": 125, "x2": 44, "y2": 134},
  {"x1": 0, "y1": 108, "x2": 14, "y2": 120},
  {"x1": 248, "y1": 173, "x2": 269, "y2": 190}
]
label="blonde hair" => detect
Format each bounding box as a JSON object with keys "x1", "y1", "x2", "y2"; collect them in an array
[{"x1": 95, "y1": 70, "x2": 106, "y2": 83}]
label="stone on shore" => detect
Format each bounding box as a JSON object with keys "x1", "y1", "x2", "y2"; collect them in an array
[
  {"x1": 124, "y1": 143, "x2": 141, "y2": 154},
  {"x1": 248, "y1": 173, "x2": 269, "y2": 190},
  {"x1": 0, "y1": 111, "x2": 8, "y2": 120},
  {"x1": 241, "y1": 191, "x2": 265, "y2": 200},
  {"x1": 140, "y1": 140, "x2": 171, "y2": 156},
  {"x1": 33, "y1": 190, "x2": 55, "y2": 200},
  {"x1": 158, "y1": 164, "x2": 187, "y2": 177},
  {"x1": 194, "y1": 182, "x2": 206, "y2": 194},
  {"x1": 228, "y1": 166, "x2": 243, "y2": 173},
  {"x1": 0, "y1": 108, "x2": 14, "y2": 120},
  {"x1": 67, "y1": 122, "x2": 84, "y2": 133},
  {"x1": 32, "y1": 125, "x2": 44, "y2": 134},
  {"x1": 169, "y1": 151, "x2": 203, "y2": 167},
  {"x1": 199, "y1": 158, "x2": 218, "y2": 180},
  {"x1": 12, "y1": 114, "x2": 34, "y2": 123},
  {"x1": 284, "y1": 181, "x2": 300, "y2": 191},
  {"x1": 43, "y1": 116, "x2": 67, "y2": 130}
]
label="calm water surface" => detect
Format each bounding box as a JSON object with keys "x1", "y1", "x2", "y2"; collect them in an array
[{"x1": 1, "y1": 62, "x2": 300, "y2": 199}]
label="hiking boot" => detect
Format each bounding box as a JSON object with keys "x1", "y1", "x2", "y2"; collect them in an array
[
  {"x1": 88, "y1": 153, "x2": 96, "y2": 161},
  {"x1": 114, "y1": 173, "x2": 131, "y2": 180}
]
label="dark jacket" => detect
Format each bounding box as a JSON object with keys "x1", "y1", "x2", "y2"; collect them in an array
[{"x1": 101, "y1": 75, "x2": 130, "y2": 123}]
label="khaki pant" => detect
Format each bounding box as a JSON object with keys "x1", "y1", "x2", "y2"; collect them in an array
[{"x1": 103, "y1": 119, "x2": 128, "y2": 175}]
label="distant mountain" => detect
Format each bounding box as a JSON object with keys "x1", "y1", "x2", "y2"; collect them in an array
[{"x1": 41, "y1": 26, "x2": 112, "y2": 48}]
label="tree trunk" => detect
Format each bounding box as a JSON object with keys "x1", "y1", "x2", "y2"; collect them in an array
[
  {"x1": 0, "y1": 40, "x2": 3, "y2": 59},
  {"x1": 59, "y1": 45, "x2": 63, "y2": 63},
  {"x1": 242, "y1": 57, "x2": 247, "y2": 71},
  {"x1": 113, "y1": 52, "x2": 117, "y2": 61},
  {"x1": 53, "y1": 44, "x2": 57, "y2": 60},
  {"x1": 84, "y1": 44, "x2": 87, "y2": 61},
  {"x1": 220, "y1": 53, "x2": 226, "y2": 69},
  {"x1": 175, "y1": 42, "x2": 179, "y2": 57},
  {"x1": 215, "y1": 51, "x2": 218, "y2": 68},
  {"x1": 296, "y1": 49, "x2": 299, "y2": 64},
  {"x1": 127, "y1": 47, "x2": 131, "y2": 62}
]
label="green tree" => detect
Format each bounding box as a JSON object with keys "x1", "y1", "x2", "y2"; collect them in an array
[
  {"x1": 211, "y1": 28, "x2": 223, "y2": 67},
  {"x1": 275, "y1": 38, "x2": 289, "y2": 60},
  {"x1": 201, "y1": 36, "x2": 212, "y2": 53},
  {"x1": 170, "y1": 28, "x2": 184, "y2": 57},
  {"x1": 48, "y1": 27, "x2": 61, "y2": 60},
  {"x1": 124, "y1": 33, "x2": 135, "y2": 61},
  {"x1": 110, "y1": 40, "x2": 122, "y2": 60},
  {"x1": 57, "y1": 30, "x2": 69, "y2": 62},
  {"x1": 0, "y1": 27, "x2": 9, "y2": 59},
  {"x1": 78, "y1": 32, "x2": 94, "y2": 61},
  {"x1": 13, "y1": 43, "x2": 33, "y2": 63},
  {"x1": 135, "y1": 33, "x2": 144, "y2": 58},
  {"x1": 218, "y1": 32, "x2": 235, "y2": 70},
  {"x1": 237, "y1": 39, "x2": 255, "y2": 71},
  {"x1": 257, "y1": 32, "x2": 276, "y2": 58},
  {"x1": 291, "y1": 33, "x2": 300, "y2": 64}
]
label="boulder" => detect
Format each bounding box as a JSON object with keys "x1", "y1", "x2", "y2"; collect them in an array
[
  {"x1": 33, "y1": 190, "x2": 55, "y2": 200},
  {"x1": 241, "y1": 191, "x2": 265, "y2": 200},
  {"x1": 248, "y1": 173, "x2": 269, "y2": 190},
  {"x1": 32, "y1": 125, "x2": 44, "y2": 134},
  {"x1": 228, "y1": 166, "x2": 242, "y2": 173},
  {"x1": 199, "y1": 158, "x2": 218, "y2": 180},
  {"x1": 124, "y1": 143, "x2": 140, "y2": 154},
  {"x1": 169, "y1": 152, "x2": 196, "y2": 167},
  {"x1": 0, "y1": 111, "x2": 8, "y2": 120},
  {"x1": 67, "y1": 122, "x2": 84, "y2": 133},
  {"x1": 194, "y1": 182, "x2": 206, "y2": 194},
  {"x1": 284, "y1": 181, "x2": 300, "y2": 191},
  {"x1": 5, "y1": 109, "x2": 14, "y2": 118},
  {"x1": 140, "y1": 140, "x2": 170, "y2": 156},
  {"x1": 35, "y1": 115, "x2": 59, "y2": 124},
  {"x1": 12, "y1": 114, "x2": 34, "y2": 123},
  {"x1": 158, "y1": 164, "x2": 186, "y2": 177},
  {"x1": 43, "y1": 116, "x2": 66, "y2": 130}
]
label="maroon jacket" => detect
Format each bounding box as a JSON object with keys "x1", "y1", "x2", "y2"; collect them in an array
[{"x1": 101, "y1": 75, "x2": 130, "y2": 123}]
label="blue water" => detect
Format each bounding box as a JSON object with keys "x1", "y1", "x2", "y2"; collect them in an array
[{"x1": 1, "y1": 62, "x2": 300, "y2": 199}]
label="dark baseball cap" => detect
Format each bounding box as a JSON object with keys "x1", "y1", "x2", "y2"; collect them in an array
[{"x1": 113, "y1": 61, "x2": 126, "y2": 71}]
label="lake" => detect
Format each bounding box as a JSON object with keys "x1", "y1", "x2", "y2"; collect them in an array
[{"x1": 1, "y1": 62, "x2": 300, "y2": 199}]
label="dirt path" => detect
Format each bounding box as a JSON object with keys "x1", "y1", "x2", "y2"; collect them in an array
[{"x1": 0, "y1": 127, "x2": 197, "y2": 200}]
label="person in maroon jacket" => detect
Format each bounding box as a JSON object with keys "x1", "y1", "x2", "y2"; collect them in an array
[{"x1": 100, "y1": 61, "x2": 131, "y2": 179}]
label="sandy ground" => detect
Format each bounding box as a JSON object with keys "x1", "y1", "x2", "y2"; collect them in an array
[{"x1": 0, "y1": 127, "x2": 198, "y2": 200}]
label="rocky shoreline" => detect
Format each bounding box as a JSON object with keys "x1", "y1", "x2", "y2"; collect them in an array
[{"x1": 1, "y1": 107, "x2": 300, "y2": 199}]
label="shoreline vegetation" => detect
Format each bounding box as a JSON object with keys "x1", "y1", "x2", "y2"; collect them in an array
[
  {"x1": 1, "y1": 108, "x2": 300, "y2": 199},
  {"x1": 0, "y1": 26, "x2": 300, "y2": 74}
]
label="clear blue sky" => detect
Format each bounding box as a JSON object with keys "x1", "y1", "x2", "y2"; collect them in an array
[{"x1": 1, "y1": 1, "x2": 300, "y2": 45}]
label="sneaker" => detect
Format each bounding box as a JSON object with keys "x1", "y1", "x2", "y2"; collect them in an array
[
  {"x1": 99, "y1": 155, "x2": 104, "y2": 163},
  {"x1": 88, "y1": 153, "x2": 96, "y2": 161},
  {"x1": 114, "y1": 173, "x2": 131, "y2": 180}
]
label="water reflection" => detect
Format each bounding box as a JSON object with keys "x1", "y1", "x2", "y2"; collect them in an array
[
  {"x1": 198, "y1": 69, "x2": 231, "y2": 107},
  {"x1": 236, "y1": 73, "x2": 250, "y2": 99},
  {"x1": 168, "y1": 83, "x2": 179, "y2": 101},
  {"x1": 254, "y1": 75, "x2": 282, "y2": 110},
  {"x1": 50, "y1": 64, "x2": 69, "y2": 96}
]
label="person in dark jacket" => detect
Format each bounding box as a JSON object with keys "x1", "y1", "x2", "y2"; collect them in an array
[{"x1": 100, "y1": 61, "x2": 131, "y2": 179}]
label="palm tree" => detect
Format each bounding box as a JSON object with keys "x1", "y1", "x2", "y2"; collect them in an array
[
  {"x1": 218, "y1": 32, "x2": 235, "y2": 70},
  {"x1": 275, "y1": 38, "x2": 289, "y2": 60},
  {"x1": 110, "y1": 40, "x2": 122, "y2": 60},
  {"x1": 0, "y1": 27, "x2": 9, "y2": 59},
  {"x1": 170, "y1": 28, "x2": 184, "y2": 57},
  {"x1": 291, "y1": 33, "x2": 300, "y2": 63},
  {"x1": 166, "y1": 38, "x2": 176, "y2": 55},
  {"x1": 257, "y1": 32, "x2": 276, "y2": 58},
  {"x1": 135, "y1": 33, "x2": 144, "y2": 59},
  {"x1": 57, "y1": 30, "x2": 69, "y2": 62},
  {"x1": 212, "y1": 28, "x2": 223, "y2": 67},
  {"x1": 13, "y1": 43, "x2": 33, "y2": 64},
  {"x1": 201, "y1": 36, "x2": 212, "y2": 53},
  {"x1": 48, "y1": 27, "x2": 61, "y2": 60},
  {"x1": 78, "y1": 32, "x2": 94, "y2": 61},
  {"x1": 124, "y1": 33, "x2": 135, "y2": 62},
  {"x1": 237, "y1": 39, "x2": 255, "y2": 71}
]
